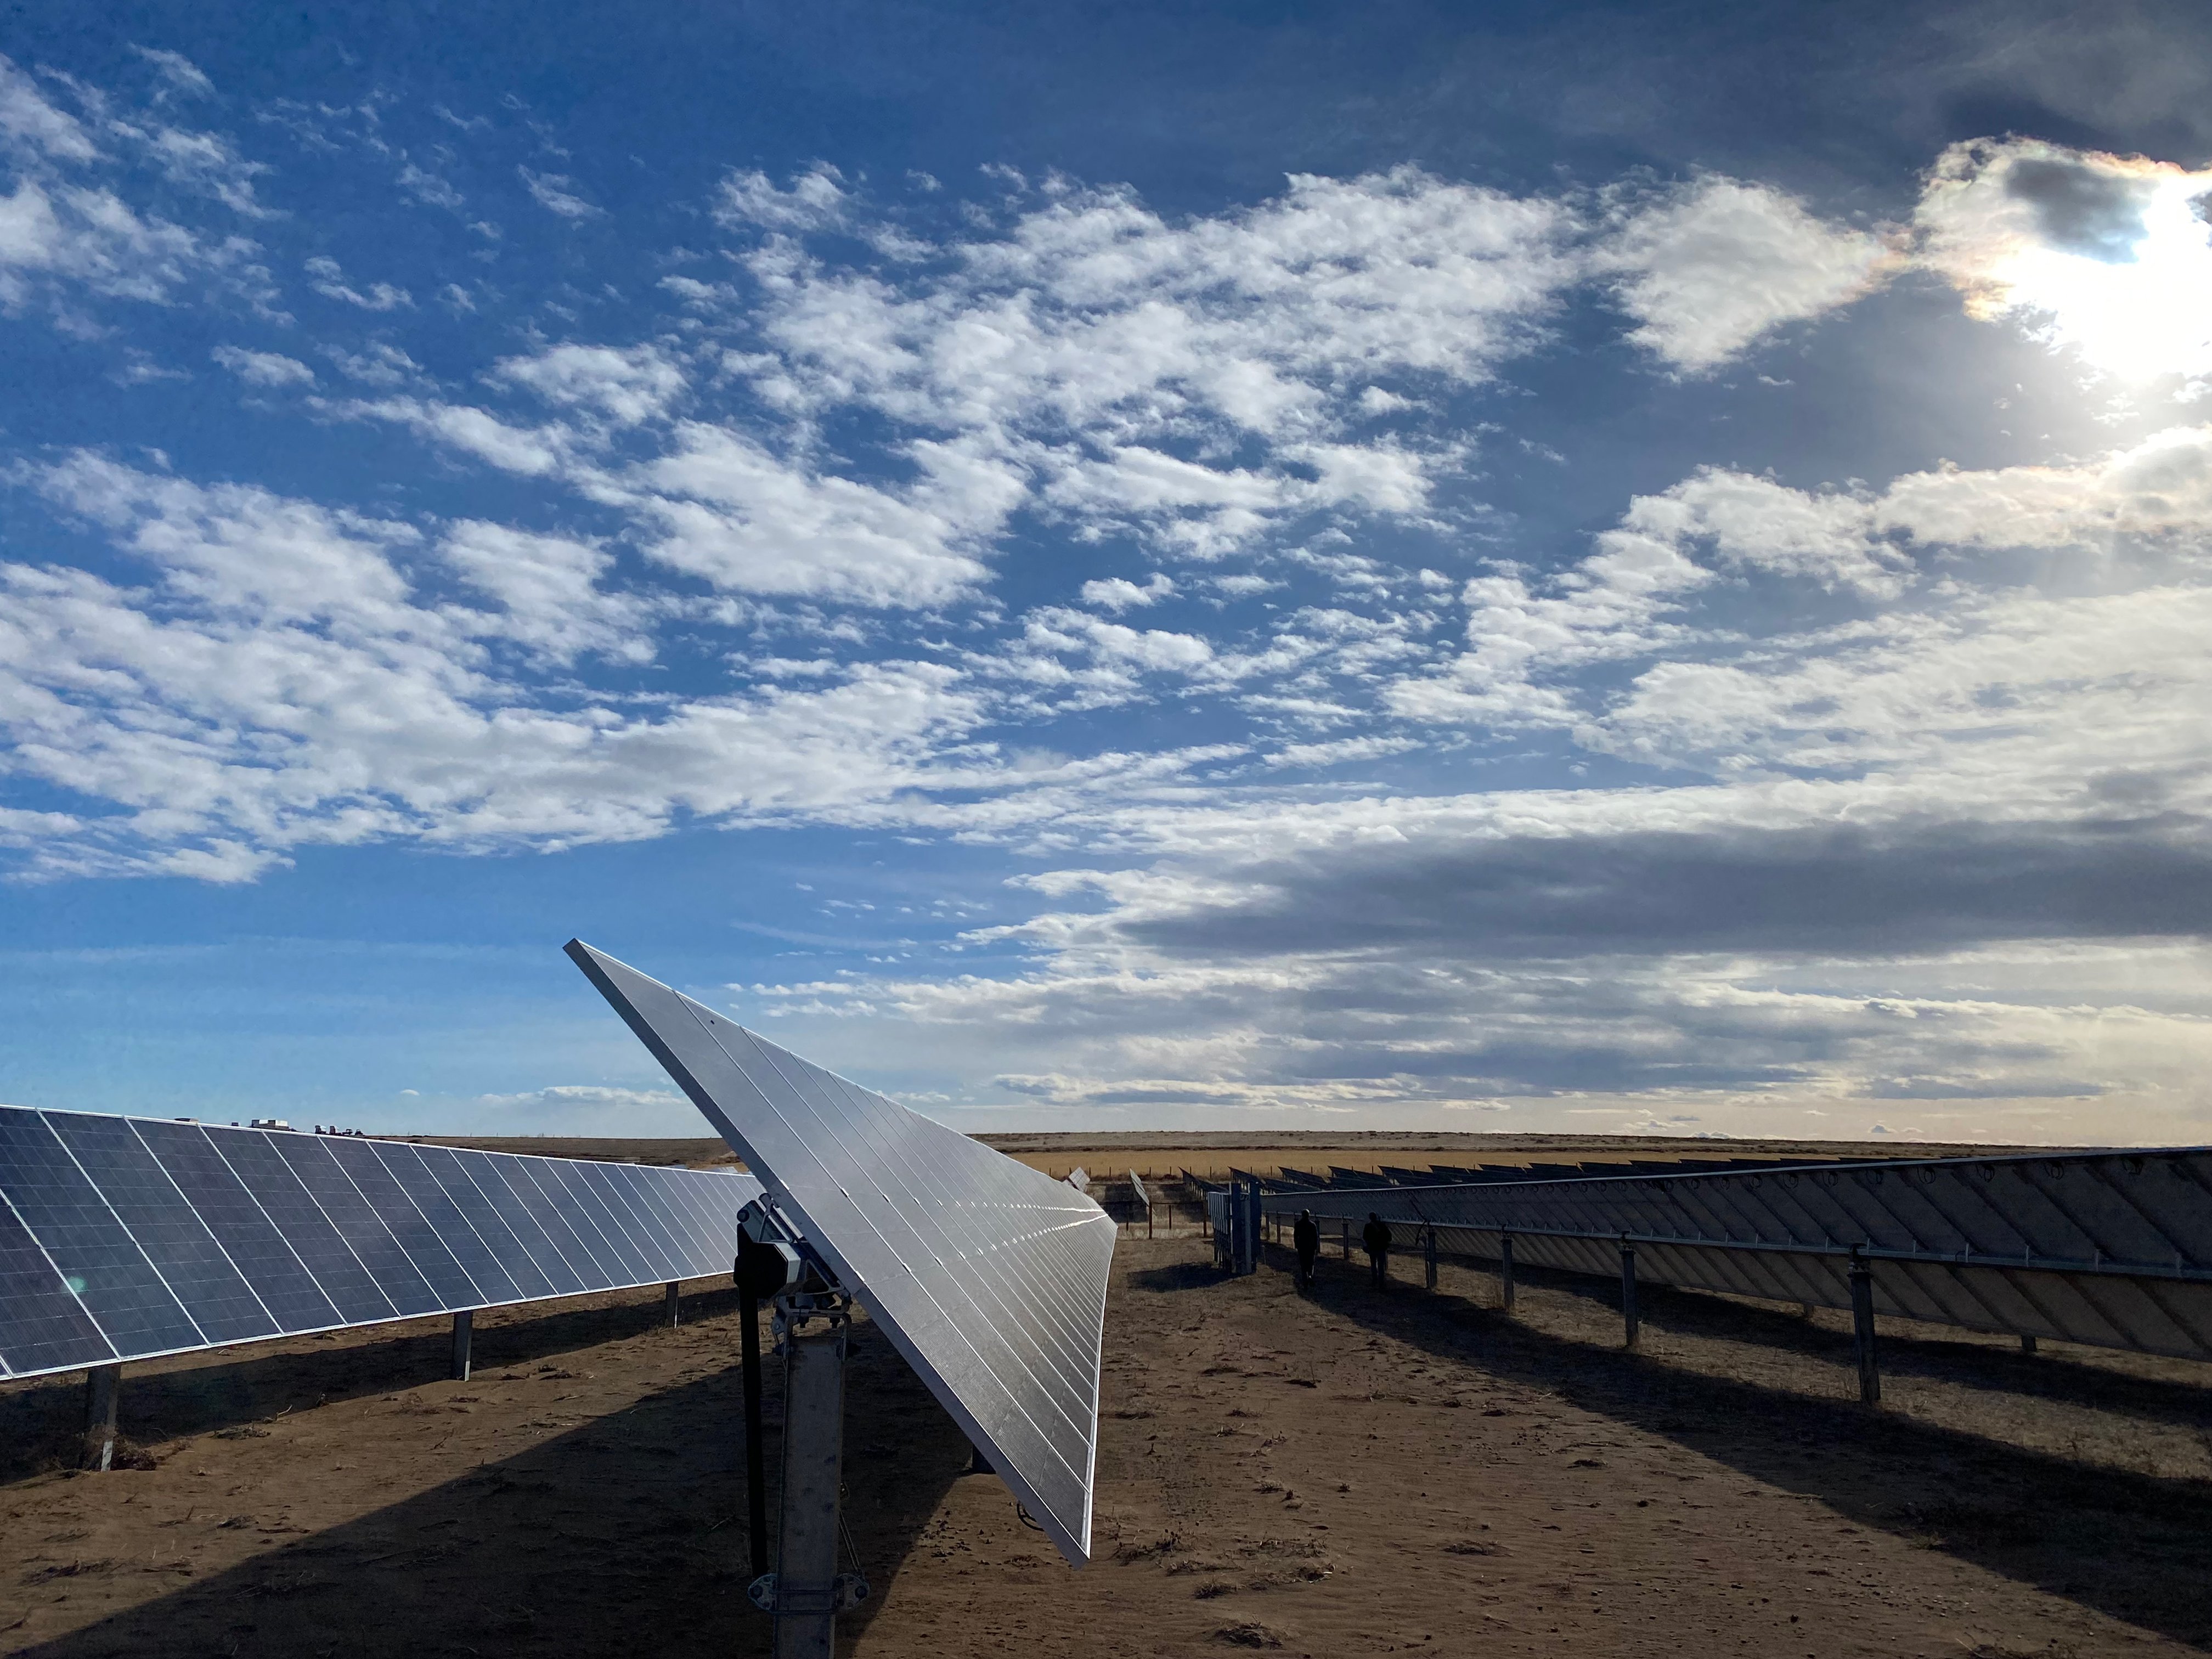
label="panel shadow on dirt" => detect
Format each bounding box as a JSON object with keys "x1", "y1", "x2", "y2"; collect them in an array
[
  {"x1": 15, "y1": 1314, "x2": 967, "y2": 1659},
  {"x1": 1282, "y1": 1245, "x2": 2212, "y2": 1651}
]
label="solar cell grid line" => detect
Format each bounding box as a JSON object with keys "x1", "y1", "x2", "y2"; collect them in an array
[
  {"x1": 448, "y1": 1150, "x2": 586, "y2": 1298},
  {"x1": 412, "y1": 1144, "x2": 555, "y2": 1302},
  {"x1": 131, "y1": 1120, "x2": 342, "y2": 1335},
  {"x1": 215, "y1": 1131, "x2": 404, "y2": 1323},
  {"x1": 795, "y1": 1053, "x2": 1097, "y2": 1397},
  {"x1": 539, "y1": 1158, "x2": 653, "y2": 1284},
  {"x1": 278, "y1": 1133, "x2": 463, "y2": 1315},
  {"x1": 652, "y1": 1164, "x2": 736, "y2": 1269},
  {"x1": 740, "y1": 1030, "x2": 1098, "y2": 1431},
  {"x1": 0, "y1": 1110, "x2": 204, "y2": 1360},
  {"x1": 607, "y1": 1163, "x2": 696, "y2": 1273},
  {"x1": 45, "y1": 1111, "x2": 279, "y2": 1347},
  {"x1": 358, "y1": 1140, "x2": 513, "y2": 1306},
  {"x1": 0, "y1": 1181, "x2": 115, "y2": 1376},
  {"x1": 575, "y1": 1159, "x2": 680, "y2": 1282},
  {"x1": 661, "y1": 1166, "x2": 747, "y2": 1274},
  {"x1": 653, "y1": 1165, "x2": 734, "y2": 1271},
  {"x1": 601, "y1": 1161, "x2": 698, "y2": 1278},
  {"x1": 512, "y1": 1156, "x2": 623, "y2": 1284},
  {"x1": 631, "y1": 1164, "x2": 721, "y2": 1276},
  {"x1": 746, "y1": 1035, "x2": 1097, "y2": 1417}
]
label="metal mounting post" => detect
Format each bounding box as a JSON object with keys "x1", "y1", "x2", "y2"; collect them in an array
[
  {"x1": 664, "y1": 1281, "x2": 681, "y2": 1327},
  {"x1": 82, "y1": 1363, "x2": 121, "y2": 1472},
  {"x1": 1340, "y1": 1217, "x2": 1352, "y2": 1262},
  {"x1": 1424, "y1": 1225, "x2": 1439, "y2": 1292},
  {"x1": 1619, "y1": 1238, "x2": 1639, "y2": 1350},
  {"x1": 450, "y1": 1310, "x2": 472, "y2": 1381},
  {"x1": 1499, "y1": 1231, "x2": 1515, "y2": 1313},
  {"x1": 748, "y1": 1300, "x2": 867, "y2": 1659},
  {"x1": 1849, "y1": 1253, "x2": 1880, "y2": 1405},
  {"x1": 2019, "y1": 1333, "x2": 2038, "y2": 1357}
]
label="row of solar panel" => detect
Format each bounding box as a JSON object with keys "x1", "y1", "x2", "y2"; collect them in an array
[{"x1": 0, "y1": 1106, "x2": 757, "y2": 1381}]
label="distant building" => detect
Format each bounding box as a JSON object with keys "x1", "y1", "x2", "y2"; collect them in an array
[{"x1": 246, "y1": 1117, "x2": 294, "y2": 1131}]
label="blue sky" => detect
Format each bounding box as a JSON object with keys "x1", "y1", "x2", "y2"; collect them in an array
[{"x1": 4, "y1": 1, "x2": 2212, "y2": 1144}]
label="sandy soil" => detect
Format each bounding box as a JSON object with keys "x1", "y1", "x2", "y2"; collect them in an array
[{"x1": 2, "y1": 1224, "x2": 2207, "y2": 1658}]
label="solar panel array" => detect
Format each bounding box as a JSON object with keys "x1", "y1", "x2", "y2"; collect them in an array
[
  {"x1": 568, "y1": 940, "x2": 1117, "y2": 1568},
  {"x1": 0, "y1": 1105, "x2": 760, "y2": 1380},
  {"x1": 1266, "y1": 1149, "x2": 2212, "y2": 1360}
]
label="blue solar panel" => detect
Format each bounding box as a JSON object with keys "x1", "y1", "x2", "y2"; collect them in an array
[
  {"x1": 132, "y1": 1120, "x2": 342, "y2": 1335},
  {"x1": 45, "y1": 1113, "x2": 276, "y2": 1347},
  {"x1": 0, "y1": 1189, "x2": 112, "y2": 1377},
  {"x1": 0, "y1": 1112, "x2": 205, "y2": 1359},
  {"x1": 0, "y1": 1107, "x2": 763, "y2": 1382}
]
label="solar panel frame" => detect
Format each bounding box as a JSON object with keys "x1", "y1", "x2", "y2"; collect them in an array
[
  {"x1": 0, "y1": 1106, "x2": 763, "y2": 1382},
  {"x1": 566, "y1": 940, "x2": 1117, "y2": 1567}
]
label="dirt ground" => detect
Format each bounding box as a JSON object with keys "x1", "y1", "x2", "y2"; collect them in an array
[{"x1": 2, "y1": 1224, "x2": 2208, "y2": 1659}]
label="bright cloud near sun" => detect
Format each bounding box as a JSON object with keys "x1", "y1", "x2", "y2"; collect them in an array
[{"x1": 1917, "y1": 138, "x2": 2212, "y2": 386}]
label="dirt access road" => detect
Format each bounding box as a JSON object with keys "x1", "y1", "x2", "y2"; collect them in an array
[{"x1": 1, "y1": 1228, "x2": 2206, "y2": 1658}]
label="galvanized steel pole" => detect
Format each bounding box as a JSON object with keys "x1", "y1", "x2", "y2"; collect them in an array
[
  {"x1": 1619, "y1": 1238, "x2": 1639, "y2": 1350},
  {"x1": 1850, "y1": 1253, "x2": 1880, "y2": 1405}
]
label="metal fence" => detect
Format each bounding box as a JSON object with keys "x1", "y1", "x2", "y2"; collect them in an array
[{"x1": 1259, "y1": 1147, "x2": 2212, "y2": 1363}]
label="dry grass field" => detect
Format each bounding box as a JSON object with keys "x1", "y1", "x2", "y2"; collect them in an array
[{"x1": 2, "y1": 1185, "x2": 2207, "y2": 1658}]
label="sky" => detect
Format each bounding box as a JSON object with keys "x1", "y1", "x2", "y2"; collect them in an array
[{"x1": 4, "y1": 0, "x2": 2212, "y2": 1146}]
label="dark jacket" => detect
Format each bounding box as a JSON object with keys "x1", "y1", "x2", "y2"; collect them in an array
[
  {"x1": 1362, "y1": 1218, "x2": 1392, "y2": 1255},
  {"x1": 1293, "y1": 1216, "x2": 1321, "y2": 1258}
]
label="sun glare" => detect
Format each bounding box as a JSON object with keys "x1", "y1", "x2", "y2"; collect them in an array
[{"x1": 1921, "y1": 141, "x2": 2212, "y2": 386}]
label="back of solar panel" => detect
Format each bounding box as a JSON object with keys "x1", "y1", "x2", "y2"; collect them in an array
[{"x1": 0, "y1": 1106, "x2": 760, "y2": 1379}]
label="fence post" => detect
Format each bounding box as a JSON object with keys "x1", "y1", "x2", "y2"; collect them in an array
[
  {"x1": 1619, "y1": 1238, "x2": 1639, "y2": 1350},
  {"x1": 1850, "y1": 1252, "x2": 1880, "y2": 1405},
  {"x1": 1423, "y1": 1226, "x2": 1438, "y2": 1291},
  {"x1": 1340, "y1": 1218, "x2": 1351, "y2": 1261},
  {"x1": 1499, "y1": 1231, "x2": 1515, "y2": 1312}
]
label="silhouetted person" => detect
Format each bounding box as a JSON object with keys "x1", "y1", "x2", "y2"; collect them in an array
[
  {"x1": 1363, "y1": 1212, "x2": 1392, "y2": 1289},
  {"x1": 1293, "y1": 1209, "x2": 1321, "y2": 1290}
]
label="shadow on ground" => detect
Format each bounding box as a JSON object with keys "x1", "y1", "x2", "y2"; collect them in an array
[
  {"x1": 1227, "y1": 1241, "x2": 2212, "y2": 1650},
  {"x1": 14, "y1": 1315, "x2": 968, "y2": 1659},
  {"x1": 0, "y1": 1288, "x2": 753, "y2": 1482}
]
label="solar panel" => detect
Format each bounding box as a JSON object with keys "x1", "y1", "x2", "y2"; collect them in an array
[
  {"x1": 1268, "y1": 1149, "x2": 2212, "y2": 1360},
  {"x1": 1127, "y1": 1172, "x2": 1150, "y2": 1212},
  {"x1": 0, "y1": 1105, "x2": 761, "y2": 1380},
  {"x1": 566, "y1": 939, "x2": 1118, "y2": 1567}
]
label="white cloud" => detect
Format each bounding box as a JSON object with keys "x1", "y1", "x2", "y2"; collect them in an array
[
  {"x1": 1916, "y1": 138, "x2": 2212, "y2": 384},
  {"x1": 715, "y1": 164, "x2": 848, "y2": 230},
  {"x1": 397, "y1": 162, "x2": 463, "y2": 210},
  {"x1": 1604, "y1": 177, "x2": 1898, "y2": 371},
  {"x1": 489, "y1": 342, "x2": 684, "y2": 425},
  {"x1": 1080, "y1": 573, "x2": 1176, "y2": 612},
  {"x1": 0, "y1": 56, "x2": 98, "y2": 162},
  {"x1": 211, "y1": 345, "x2": 314, "y2": 387},
  {"x1": 438, "y1": 519, "x2": 650, "y2": 664},
  {"x1": 304, "y1": 254, "x2": 410, "y2": 310},
  {"x1": 520, "y1": 167, "x2": 603, "y2": 220}
]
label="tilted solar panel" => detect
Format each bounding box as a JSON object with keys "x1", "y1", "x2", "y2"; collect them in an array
[
  {"x1": 566, "y1": 940, "x2": 1118, "y2": 1567},
  {"x1": 0, "y1": 1105, "x2": 761, "y2": 1380}
]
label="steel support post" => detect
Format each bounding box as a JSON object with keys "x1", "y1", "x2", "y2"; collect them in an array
[
  {"x1": 82, "y1": 1363, "x2": 121, "y2": 1472},
  {"x1": 1619, "y1": 1239, "x2": 1639, "y2": 1350},
  {"x1": 1849, "y1": 1255, "x2": 1880, "y2": 1406},
  {"x1": 1340, "y1": 1218, "x2": 1352, "y2": 1261},
  {"x1": 768, "y1": 1317, "x2": 855, "y2": 1659},
  {"x1": 1423, "y1": 1226, "x2": 1438, "y2": 1292},
  {"x1": 450, "y1": 1310, "x2": 473, "y2": 1381},
  {"x1": 1499, "y1": 1231, "x2": 1515, "y2": 1312},
  {"x1": 2019, "y1": 1334, "x2": 2038, "y2": 1357},
  {"x1": 664, "y1": 1281, "x2": 681, "y2": 1327}
]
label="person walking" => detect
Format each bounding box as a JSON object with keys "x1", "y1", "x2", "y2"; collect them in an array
[
  {"x1": 1293, "y1": 1208, "x2": 1321, "y2": 1291},
  {"x1": 1362, "y1": 1212, "x2": 1392, "y2": 1289}
]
